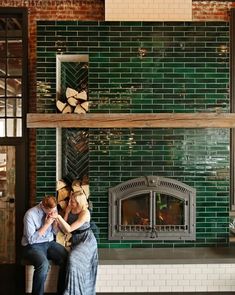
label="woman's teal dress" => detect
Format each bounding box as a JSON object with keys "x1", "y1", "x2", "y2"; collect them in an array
[{"x1": 63, "y1": 212, "x2": 98, "y2": 295}]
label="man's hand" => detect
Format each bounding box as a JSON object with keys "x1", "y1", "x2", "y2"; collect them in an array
[
  {"x1": 45, "y1": 210, "x2": 58, "y2": 225},
  {"x1": 49, "y1": 211, "x2": 58, "y2": 219},
  {"x1": 45, "y1": 214, "x2": 55, "y2": 225}
]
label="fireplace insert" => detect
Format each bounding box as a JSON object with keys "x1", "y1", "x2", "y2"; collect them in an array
[{"x1": 109, "y1": 176, "x2": 196, "y2": 240}]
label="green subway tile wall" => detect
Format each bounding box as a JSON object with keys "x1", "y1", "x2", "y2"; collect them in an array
[
  {"x1": 37, "y1": 21, "x2": 230, "y2": 248},
  {"x1": 36, "y1": 128, "x2": 57, "y2": 196}
]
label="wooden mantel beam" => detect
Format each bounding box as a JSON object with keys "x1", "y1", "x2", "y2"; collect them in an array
[{"x1": 27, "y1": 113, "x2": 235, "y2": 128}]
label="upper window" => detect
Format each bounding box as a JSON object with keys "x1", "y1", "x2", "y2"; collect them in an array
[{"x1": 0, "y1": 15, "x2": 26, "y2": 137}]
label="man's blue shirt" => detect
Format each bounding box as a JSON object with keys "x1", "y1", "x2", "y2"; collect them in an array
[{"x1": 21, "y1": 203, "x2": 55, "y2": 246}]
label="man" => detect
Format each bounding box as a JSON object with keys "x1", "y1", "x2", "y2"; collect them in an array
[{"x1": 21, "y1": 195, "x2": 68, "y2": 295}]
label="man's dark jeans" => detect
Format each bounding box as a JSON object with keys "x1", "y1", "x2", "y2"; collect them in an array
[{"x1": 22, "y1": 241, "x2": 68, "y2": 295}]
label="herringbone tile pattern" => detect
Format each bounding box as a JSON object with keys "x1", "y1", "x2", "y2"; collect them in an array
[{"x1": 62, "y1": 128, "x2": 89, "y2": 183}]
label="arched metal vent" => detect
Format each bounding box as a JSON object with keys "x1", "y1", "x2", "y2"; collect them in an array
[
  {"x1": 109, "y1": 176, "x2": 196, "y2": 241},
  {"x1": 117, "y1": 179, "x2": 146, "y2": 193}
]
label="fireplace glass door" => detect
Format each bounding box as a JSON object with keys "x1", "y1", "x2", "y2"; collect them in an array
[
  {"x1": 120, "y1": 193, "x2": 150, "y2": 230},
  {"x1": 109, "y1": 176, "x2": 196, "y2": 240},
  {"x1": 155, "y1": 193, "x2": 184, "y2": 226},
  {"x1": 119, "y1": 192, "x2": 185, "y2": 232}
]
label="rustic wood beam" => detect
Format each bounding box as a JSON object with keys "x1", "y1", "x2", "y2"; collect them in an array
[{"x1": 27, "y1": 113, "x2": 235, "y2": 128}]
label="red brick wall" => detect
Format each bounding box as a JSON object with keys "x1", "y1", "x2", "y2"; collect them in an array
[
  {"x1": 192, "y1": 1, "x2": 234, "y2": 21},
  {"x1": 0, "y1": 0, "x2": 104, "y2": 205}
]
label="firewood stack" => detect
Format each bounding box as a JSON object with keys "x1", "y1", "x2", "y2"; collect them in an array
[
  {"x1": 56, "y1": 87, "x2": 89, "y2": 114},
  {"x1": 56, "y1": 177, "x2": 91, "y2": 248},
  {"x1": 56, "y1": 179, "x2": 71, "y2": 210},
  {"x1": 56, "y1": 177, "x2": 90, "y2": 213}
]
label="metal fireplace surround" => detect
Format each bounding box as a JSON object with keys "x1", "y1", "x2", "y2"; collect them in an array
[{"x1": 109, "y1": 176, "x2": 196, "y2": 241}]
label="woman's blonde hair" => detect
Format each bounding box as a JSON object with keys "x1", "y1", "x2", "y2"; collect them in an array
[{"x1": 72, "y1": 191, "x2": 88, "y2": 210}]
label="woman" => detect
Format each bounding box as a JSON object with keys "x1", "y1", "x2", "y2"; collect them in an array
[{"x1": 57, "y1": 191, "x2": 98, "y2": 295}]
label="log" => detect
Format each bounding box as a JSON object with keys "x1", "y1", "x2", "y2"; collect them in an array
[
  {"x1": 81, "y1": 184, "x2": 89, "y2": 198},
  {"x1": 76, "y1": 90, "x2": 87, "y2": 101},
  {"x1": 81, "y1": 101, "x2": 89, "y2": 112},
  {"x1": 74, "y1": 104, "x2": 86, "y2": 114},
  {"x1": 72, "y1": 179, "x2": 82, "y2": 192},
  {"x1": 58, "y1": 88, "x2": 88, "y2": 113},
  {"x1": 66, "y1": 87, "x2": 78, "y2": 99},
  {"x1": 57, "y1": 187, "x2": 71, "y2": 202},
  {"x1": 56, "y1": 100, "x2": 67, "y2": 112},
  {"x1": 56, "y1": 179, "x2": 67, "y2": 191},
  {"x1": 66, "y1": 87, "x2": 87, "y2": 101},
  {"x1": 62, "y1": 104, "x2": 73, "y2": 113},
  {"x1": 68, "y1": 96, "x2": 79, "y2": 107}
]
